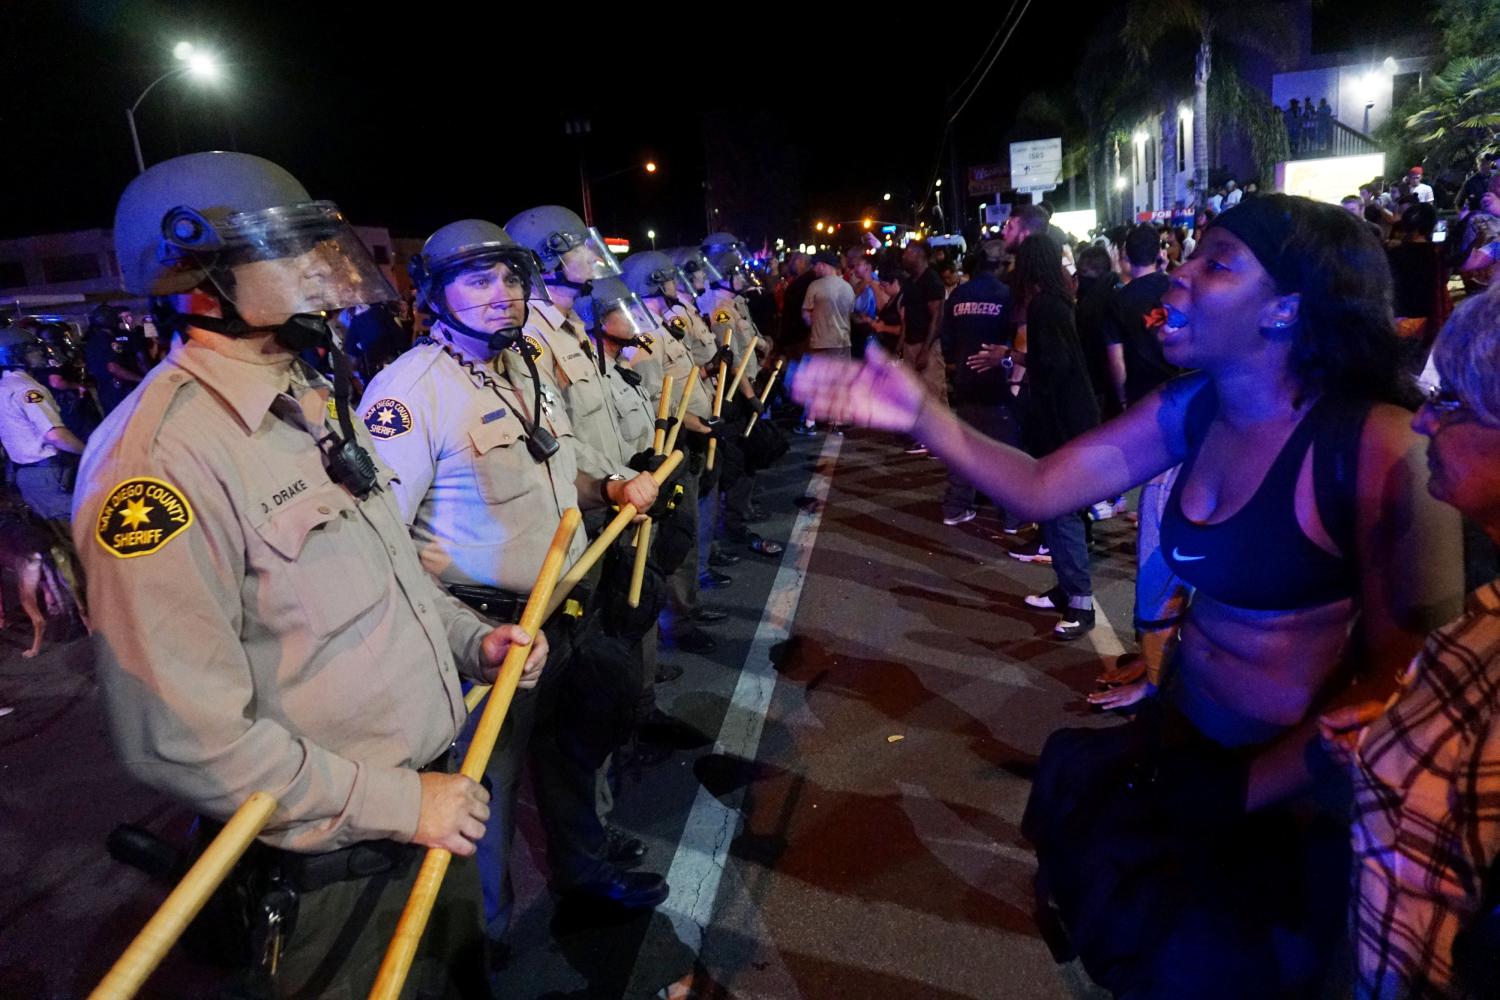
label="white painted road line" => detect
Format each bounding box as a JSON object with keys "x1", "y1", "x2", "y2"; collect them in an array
[{"x1": 628, "y1": 433, "x2": 843, "y2": 996}]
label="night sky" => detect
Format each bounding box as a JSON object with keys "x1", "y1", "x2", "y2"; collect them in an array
[{"x1": 4, "y1": 0, "x2": 1383, "y2": 248}]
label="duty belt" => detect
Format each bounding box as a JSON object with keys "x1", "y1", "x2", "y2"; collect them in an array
[
  {"x1": 447, "y1": 582, "x2": 585, "y2": 625},
  {"x1": 198, "y1": 749, "x2": 453, "y2": 896}
]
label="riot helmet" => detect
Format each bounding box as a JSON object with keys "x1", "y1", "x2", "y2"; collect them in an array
[
  {"x1": 112, "y1": 151, "x2": 393, "y2": 496},
  {"x1": 409, "y1": 219, "x2": 548, "y2": 351},
  {"x1": 114, "y1": 152, "x2": 395, "y2": 349},
  {"x1": 504, "y1": 205, "x2": 621, "y2": 295},
  {"x1": 575, "y1": 276, "x2": 657, "y2": 352},
  {"x1": 0, "y1": 327, "x2": 48, "y2": 372},
  {"x1": 620, "y1": 251, "x2": 682, "y2": 301},
  {"x1": 668, "y1": 247, "x2": 722, "y2": 297}
]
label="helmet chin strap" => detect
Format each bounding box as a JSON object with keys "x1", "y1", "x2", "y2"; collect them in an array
[
  {"x1": 589, "y1": 327, "x2": 651, "y2": 373},
  {"x1": 162, "y1": 296, "x2": 380, "y2": 499},
  {"x1": 434, "y1": 304, "x2": 528, "y2": 353},
  {"x1": 545, "y1": 273, "x2": 593, "y2": 297},
  {"x1": 162, "y1": 295, "x2": 330, "y2": 353}
]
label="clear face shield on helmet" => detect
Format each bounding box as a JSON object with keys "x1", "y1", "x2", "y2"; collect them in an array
[
  {"x1": 163, "y1": 201, "x2": 397, "y2": 327},
  {"x1": 435, "y1": 248, "x2": 552, "y2": 337},
  {"x1": 681, "y1": 253, "x2": 722, "y2": 295},
  {"x1": 642, "y1": 262, "x2": 680, "y2": 301},
  {"x1": 735, "y1": 262, "x2": 765, "y2": 294},
  {"x1": 669, "y1": 266, "x2": 695, "y2": 300},
  {"x1": 596, "y1": 291, "x2": 660, "y2": 345},
  {"x1": 546, "y1": 226, "x2": 623, "y2": 286}
]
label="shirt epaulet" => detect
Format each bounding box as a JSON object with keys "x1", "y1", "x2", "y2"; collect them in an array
[
  {"x1": 363, "y1": 340, "x2": 442, "y2": 398},
  {"x1": 113, "y1": 364, "x2": 200, "y2": 467}
]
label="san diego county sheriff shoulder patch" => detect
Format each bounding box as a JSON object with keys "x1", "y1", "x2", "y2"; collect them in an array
[
  {"x1": 95, "y1": 477, "x2": 194, "y2": 559},
  {"x1": 362, "y1": 398, "x2": 412, "y2": 440},
  {"x1": 24, "y1": 390, "x2": 43, "y2": 403},
  {"x1": 510, "y1": 335, "x2": 545, "y2": 362}
]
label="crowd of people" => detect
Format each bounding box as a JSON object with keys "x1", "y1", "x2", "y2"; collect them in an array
[{"x1": 793, "y1": 188, "x2": 1500, "y2": 998}]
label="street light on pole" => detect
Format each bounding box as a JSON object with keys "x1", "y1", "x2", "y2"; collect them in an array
[
  {"x1": 647, "y1": 229, "x2": 657, "y2": 249},
  {"x1": 576, "y1": 157, "x2": 659, "y2": 227},
  {"x1": 127, "y1": 43, "x2": 222, "y2": 174}
]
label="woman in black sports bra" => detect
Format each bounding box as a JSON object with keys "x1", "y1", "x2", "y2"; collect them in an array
[{"x1": 792, "y1": 195, "x2": 1464, "y2": 998}]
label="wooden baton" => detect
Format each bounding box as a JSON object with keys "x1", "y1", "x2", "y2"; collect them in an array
[
  {"x1": 89, "y1": 792, "x2": 279, "y2": 1000},
  {"x1": 724, "y1": 335, "x2": 759, "y2": 400},
  {"x1": 649, "y1": 374, "x2": 673, "y2": 455},
  {"x1": 743, "y1": 358, "x2": 785, "y2": 438},
  {"x1": 661, "y1": 374, "x2": 696, "y2": 456},
  {"x1": 706, "y1": 327, "x2": 732, "y2": 471},
  {"x1": 629, "y1": 378, "x2": 677, "y2": 607},
  {"x1": 462, "y1": 450, "x2": 685, "y2": 714},
  {"x1": 370, "y1": 509, "x2": 582, "y2": 1000}
]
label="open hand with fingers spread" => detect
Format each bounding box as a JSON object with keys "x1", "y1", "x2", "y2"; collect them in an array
[{"x1": 790, "y1": 342, "x2": 927, "y2": 433}]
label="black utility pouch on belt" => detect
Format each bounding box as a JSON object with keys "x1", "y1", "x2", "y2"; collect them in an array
[{"x1": 448, "y1": 583, "x2": 527, "y2": 623}]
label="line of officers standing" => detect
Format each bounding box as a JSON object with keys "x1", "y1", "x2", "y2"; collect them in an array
[{"x1": 72, "y1": 151, "x2": 785, "y2": 998}]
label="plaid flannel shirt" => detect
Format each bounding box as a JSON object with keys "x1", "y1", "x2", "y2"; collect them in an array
[{"x1": 1352, "y1": 580, "x2": 1500, "y2": 999}]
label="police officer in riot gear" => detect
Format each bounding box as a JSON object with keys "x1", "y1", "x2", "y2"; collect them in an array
[
  {"x1": 83, "y1": 152, "x2": 546, "y2": 997},
  {"x1": 699, "y1": 234, "x2": 785, "y2": 560},
  {"x1": 0, "y1": 324, "x2": 86, "y2": 525},
  {"x1": 504, "y1": 205, "x2": 658, "y2": 522},
  {"x1": 700, "y1": 232, "x2": 764, "y2": 389},
  {"x1": 620, "y1": 252, "x2": 729, "y2": 652},
  {"x1": 361, "y1": 220, "x2": 671, "y2": 936}
]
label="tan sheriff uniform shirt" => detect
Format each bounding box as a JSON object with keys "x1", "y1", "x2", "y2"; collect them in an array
[
  {"x1": 732, "y1": 294, "x2": 765, "y2": 379},
  {"x1": 671, "y1": 299, "x2": 720, "y2": 370},
  {"x1": 640, "y1": 302, "x2": 713, "y2": 423},
  {"x1": 0, "y1": 369, "x2": 66, "y2": 465},
  {"x1": 358, "y1": 337, "x2": 591, "y2": 594},
  {"x1": 73, "y1": 339, "x2": 491, "y2": 853},
  {"x1": 600, "y1": 357, "x2": 656, "y2": 455},
  {"x1": 523, "y1": 302, "x2": 633, "y2": 480},
  {"x1": 700, "y1": 287, "x2": 761, "y2": 384}
]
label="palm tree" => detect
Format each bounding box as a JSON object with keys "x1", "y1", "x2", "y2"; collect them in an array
[
  {"x1": 1208, "y1": 56, "x2": 1292, "y2": 184},
  {"x1": 1404, "y1": 54, "x2": 1500, "y2": 171},
  {"x1": 1123, "y1": 0, "x2": 1293, "y2": 197},
  {"x1": 1074, "y1": 13, "x2": 1145, "y2": 220}
]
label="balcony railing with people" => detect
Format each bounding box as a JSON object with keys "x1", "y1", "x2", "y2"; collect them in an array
[{"x1": 1285, "y1": 105, "x2": 1383, "y2": 160}]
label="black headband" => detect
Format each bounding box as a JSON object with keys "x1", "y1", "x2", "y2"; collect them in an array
[{"x1": 1208, "y1": 198, "x2": 1296, "y2": 291}]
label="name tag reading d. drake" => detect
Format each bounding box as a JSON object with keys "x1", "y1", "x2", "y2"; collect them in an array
[{"x1": 96, "y1": 477, "x2": 195, "y2": 558}]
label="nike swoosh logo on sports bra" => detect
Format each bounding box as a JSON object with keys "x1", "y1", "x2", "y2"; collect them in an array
[{"x1": 1172, "y1": 547, "x2": 1207, "y2": 562}]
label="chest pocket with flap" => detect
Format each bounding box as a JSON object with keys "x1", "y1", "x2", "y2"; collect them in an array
[{"x1": 251, "y1": 482, "x2": 388, "y2": 637}]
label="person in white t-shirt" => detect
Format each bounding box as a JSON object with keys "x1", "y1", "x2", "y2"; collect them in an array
[
  {"x1": 1405, "y1": 165, "x2": 1435, "y2": 204},
  {"x1": 1222, "y1": 179, "x2": 1243, "y2": 207},
  {"x1": 798, "y1": 251, "x2": 855, "y2": 433}
]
